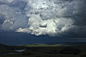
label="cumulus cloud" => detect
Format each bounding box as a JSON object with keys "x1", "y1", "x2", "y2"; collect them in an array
[
  {"x1": 0, "y1": 0, "x2": 13, "y2": 3},
  {"x1": 17, "y1": 18, "x2": 74, "y2": 36},
  {"x1": 0, "y1": 0, "x2": 86, "y2": 36},
  {"x1": 0, "y1": 5, "x2": 27, "y2": 31}
]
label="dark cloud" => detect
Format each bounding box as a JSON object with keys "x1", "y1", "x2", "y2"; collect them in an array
[{"x1": 0, "y1": 0, "x2": 86, "y2": 45}]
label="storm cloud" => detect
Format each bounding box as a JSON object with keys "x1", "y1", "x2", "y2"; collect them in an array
[{"x1": 0, "y1": 0, "x2": 86, "y2": 36}]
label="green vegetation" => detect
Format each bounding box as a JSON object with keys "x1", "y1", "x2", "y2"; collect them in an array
[
  {"x1": 24, "y1": 43, "x2": 63, "y2": 47},
  {"x1": 0, "y1": 43, "x2": 86, "y2": 57},
  {"x1": 0, "y1": 43, "x2": 25, "y2": 55}
]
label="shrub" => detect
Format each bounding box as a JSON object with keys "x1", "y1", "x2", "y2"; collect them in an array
[
  {"x1": 21, "y1": 50, "x2": 34, "y2": 55},
  {"x1": 79, "y1": 53, "x2": 86, "y2": 57},
  {"x1": 59, "y1": 47, "x2": 81, "y2": 55}
]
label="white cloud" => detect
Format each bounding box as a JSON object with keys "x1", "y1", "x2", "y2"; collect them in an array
[
  {"x1": 0, "y1": 5, "x2": 27, "y2": 30},
  {"x1": 0, "y1": 0, "x2": 86, "y2": 36},
  {"x1": 16, "y1": 17, "x2": 74, "y2": 36},
  {"x1": 0, "y1": 0, "x2": 13, "y2": 3}
]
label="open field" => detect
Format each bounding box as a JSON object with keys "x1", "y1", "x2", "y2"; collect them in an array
[
  {"x1": 24, "y1": 44, "x2": 64, "y2": 47},
  {"x1": 0, "y1": 43, "x2": 86, "y2": 57}
]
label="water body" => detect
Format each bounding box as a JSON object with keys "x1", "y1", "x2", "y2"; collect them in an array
[
  {"x1": 14, "y1": 49, "x2": 26, "y2": 52},
  {"x1": 4, "y1": 49, "x2": 25, "y2": 55},
  {"x1": 4, "y1": 53, "x2": 19, "y2": 55}
]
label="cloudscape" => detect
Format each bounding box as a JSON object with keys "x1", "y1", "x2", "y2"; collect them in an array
[{"x1": 0, "y1": 0, "x2": 86, "y2": 45}]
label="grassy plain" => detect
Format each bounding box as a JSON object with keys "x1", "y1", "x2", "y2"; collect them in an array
[{"x1": 0, "y1": 43, "x2": 86, "y2": 57}]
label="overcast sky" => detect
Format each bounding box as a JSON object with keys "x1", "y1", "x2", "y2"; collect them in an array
[{"x1": 0, "y1": 0, "x2": 86, "y2": 45}]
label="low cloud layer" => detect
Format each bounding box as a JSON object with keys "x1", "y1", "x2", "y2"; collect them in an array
[{"x1": 0, "y1": 0, "x2": 86, "y2": 36}]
